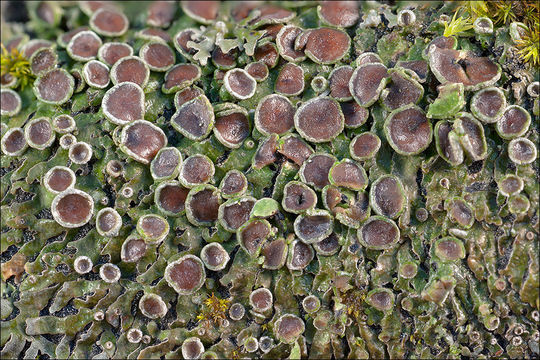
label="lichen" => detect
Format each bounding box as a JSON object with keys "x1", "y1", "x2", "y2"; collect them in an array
[{"x1": 0, "y1": 1, "x2": 538, "y2": 359}]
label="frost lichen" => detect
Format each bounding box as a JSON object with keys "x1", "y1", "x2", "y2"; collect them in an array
[{"x1": 0, "y1": 1, "x2": 539, "y2": 359}]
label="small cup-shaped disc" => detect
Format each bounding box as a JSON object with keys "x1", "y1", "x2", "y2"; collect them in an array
[
  {"x1": 136, "y1": 27, "x2": 172, "y2": 43},
  {"x1": 214, "y1": 106, "x2": 250, "y2": 148},
  {"x1": 99, "y1": 263, "x2": 121, "y2": 283},
  {"x1": 313, "y1": 233, "x2": 341, "y2": 256},
  {"x1": 139, "y1": 293, "x2": 168, "y2": 319},
  {"x1": 287, "y1": 240, "x2": 314, "y2": 270},
  {"x1": 165, "y1": 255, "x2": 206, "y2": 295},
  {"x1": 212, "y1": 47, "x2": 237, "y2": 70},
  {"x1": 396, "y1": 59, "x2": 429, "y2": 83},
  {"x1": 90, "y1": 8, "x2": 129, "y2": 37},
  {"x1": 397, "y1": 9, "x2": 416, "y2": 26},
  {"x1": 245, "y1": 61, "x2": 269, "y2": 82},
  {"x1": 454, "y1": 113, "x2": 487, "y2": 161},
  {"x1": 98, "y1": 42, "x2": 133, "y2": 66},
  {"x1": 67, "y1": 30, "x2": 102, "y2": 61},
  {"x1": 250, "y1": 288, "x2": 273, "y2": 313},
  {"x1": 329, "y1": 66, "x2": 353, "y2": 101},
  {"x1": 275, "y1": 63, "x2": 305, "y2": 96},
  {"x1": 262, "y1": 238, "x2": 287, "y2": 270},
  {"x1": 243, "y1": 337, "x2": 259, "y2": 353},
  {"x1": 470, "y1": 87, "x2": 506, "y2": 123},
  {"x1": 294, "y1": 209, "x2": 334, "y2": 244},
  {"x1": 25, "y1": 117, "x2": 55, "y2": 150},
  {"x1": 328, "y1": 159, "x2": 368, "y2": 191},
  {"x1": 303, "y1": 28, "x2": 350, "y2": 64},
  {"x1": 120, "y1": 120, "x2": 167, "y2": 164},
  {"x1": 527, "y1": 81, "x2": 539, "y2": 97},
  {"x1": 473, "y1": 17, "x2": 493, "y2": 34},
  {"x1": 186, "y1": 185, "x2": 221, "y2": 226},
  {"x1": 384, "y1": 104, "x2": 432, "y2": 156},
  {"x1": 445, "y1": 197, "x2": 474, "y2": 229},
  {"x1": 163, "y1": 64, "x2": 201, "y2": 94},
  {"x1": 52, "y1": 189, "x2": 94, "y2": 228},
  {"x1": 299, "y1": 153, "x2": 336, "y2": 190},
  {"x1": 275, "y1": 314, "x2": 305, "y2": 344},
  {"x1": 223, "y1": 69, "x2": 257, "y2": 100},
  {"x1": 358, "y1": 216, "x2": 400, "y2": 250},
  {"x1": 171, "y1": 95, "x2": 214, "y2": 140},
  {"x1": 1, "y1": 89, "x2": 22, "y2": 116},
  {"x1": 427, "y1": 46, "x2": 501, "y2": 91},
  {"x1": 174, "y1": 87, "x2": 204, "y2": 108},
  {"x1": 33, "y1": 69, "x2": 74, "y2": 105},
  {"x1": 317, "y1": 1, "x2": 359, "y2": 28},
  {"x1": 181, "y1": 0, "x2": 219, "y2": 24},
  {"x1": 30, "y1": 47, "x2": 57, "y2": 76},
  {"x1": 350, "y1": 132, "x2": 381, "y2": 161},
  {"x1": 496, "y1": 105, "x2": 531, "y2": 140},
  {"x1": 369, "y1": 175, "x2": 406, "y2": 219},
  {"x1": 277, "y1": 134, "x2": 314, "y2": 166},
  {"x1": 237, "y1": 219, "x2": 272, "y2": 258},
  {"x1": 254, "y1": 42, "x2": 279, "y2": 69},
  {"x1": 110, "y1": 56, "x2": 150, "y2": 87},
  {"x1": 137, "y1": 214, "x2": 169, "y2": 244},
  {"x1": 105, "y1": 159, "x2": 123, "y2": 178},
  {"x1": 324, "y1": 187, "x2": 370, "y2": 228},
  {"x1": 82, "y1": 60, "x2": 110, "y2": 89},
  {"x1": 173, "y1": 28, "x2": 199, "y2": 58},
  {"x1": 73, "y1": 256, "x2": 93, "y2": 274},
  {"x1": 219, "y1": 170, "x2": 248, "y2": 199},
  {"x1": 139, "y1": 41, "x2": 175, "y2": 72},
  {"x1": 1, "y1": 128, "x2": 27, "y2": 156},
  {"x1": 508, "y1": 137, "x2": 537, "y2": 165},
  {"x1": 102, "y1": 82, "x2": 145, "y2": 125},
  {"x1": 250, "y1": 4, "x2": 295, "y2": 27},
  {"x1": 252, "y1": 134, "x2": 279, "y2": 170},
  {"x1": 43, "y1": 166, "x2": 76, "y2": 194},
  {"x1": 349, "y1": 63, "x2": 389, "y2": 107},
  {"x1": 1, "y1": 73, "x2": 17, "y2": 88},
  {"x1": 276, "y1": 25, "x2": 305, "y2": 63},
  {"x1": 229, "y1": 302, "x2": 245, "y2": 321},
  {"x1": 341, "y1": 101, "x2": 369, "y2": 129},
  {"x1": 126, "y1": 328, "x2": 143, "y2": 344},
  {"x1": 121, "y1": 235, "x2": 147, "y2": 263},
  {"x1": 434, "y1": 121, "x2": 464, "y2": 166},
  {"x1": 179, "y1": 154, "x2": 215, "y2": 188},
  {"x1": 366, "y1": 288, "x2": 395, "y2": 312},
  {"x1": 155, "y1": 181, "x2": 189, "y2": 216},
  {"x1": 58, "y1": 26, "x2": 89, "y2": 48},
  {"x1": 311, "y1": 76, "x2": 328, "y2": 93},
  {"x1": 302, "y1": 295, "x2": 321, "y2": 313},
  {"x1": 508, "y1": 194, "x2": 530, "y2": 215},
  {"x1": 96, "y1": 207, "x2": 122, "y2": 237},
  {"x1": 150, "y1": 147, "x2": 183, "y2": 181},
  {"x1": 181, "y1": 337, "x2": 205, "y2": 360},
  {"x1": 52, "y1": 114, "x2": 76, "y2": 134},
  {"x1": 380, "y1": 69, "x2": 424, "y2": 111},
  {"x1": 69, "y1": 141, "x2": 93, "y2": 164},
  {"x1": 22, "y1": 39, "x2": 53, "y2": 59},
  {"x1": 70, "y1": 68, "x2": 86, "y2": 93},
  {"x1": 218, "y1": 196, "x2": 256, "y2": 232},
  {"x1": 294, "y1": 96, "x2": 344, "y2": 143},
  {"x1": 433, "y1": 237, "x2": 465, "y2": 262},
  {"x1": 200, "y1": 242, "x2": 230, "y2": 271},
  {"x1": 255, "y1": 94, "x2": 295, "y2": 136},
  {"x1": 282, "y1": 181, "x2": 317, "y2": 214},
  {"x1": 497, "y1": 174, "x2": 524, "y2": 197},
  {"x1": 147, "y1": 1, "x2": 176, "y2": 28}
]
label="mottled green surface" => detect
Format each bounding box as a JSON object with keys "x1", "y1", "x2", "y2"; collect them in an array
[{"x1": 1, "y1": 1, "x2": 539, "y2": 359}]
